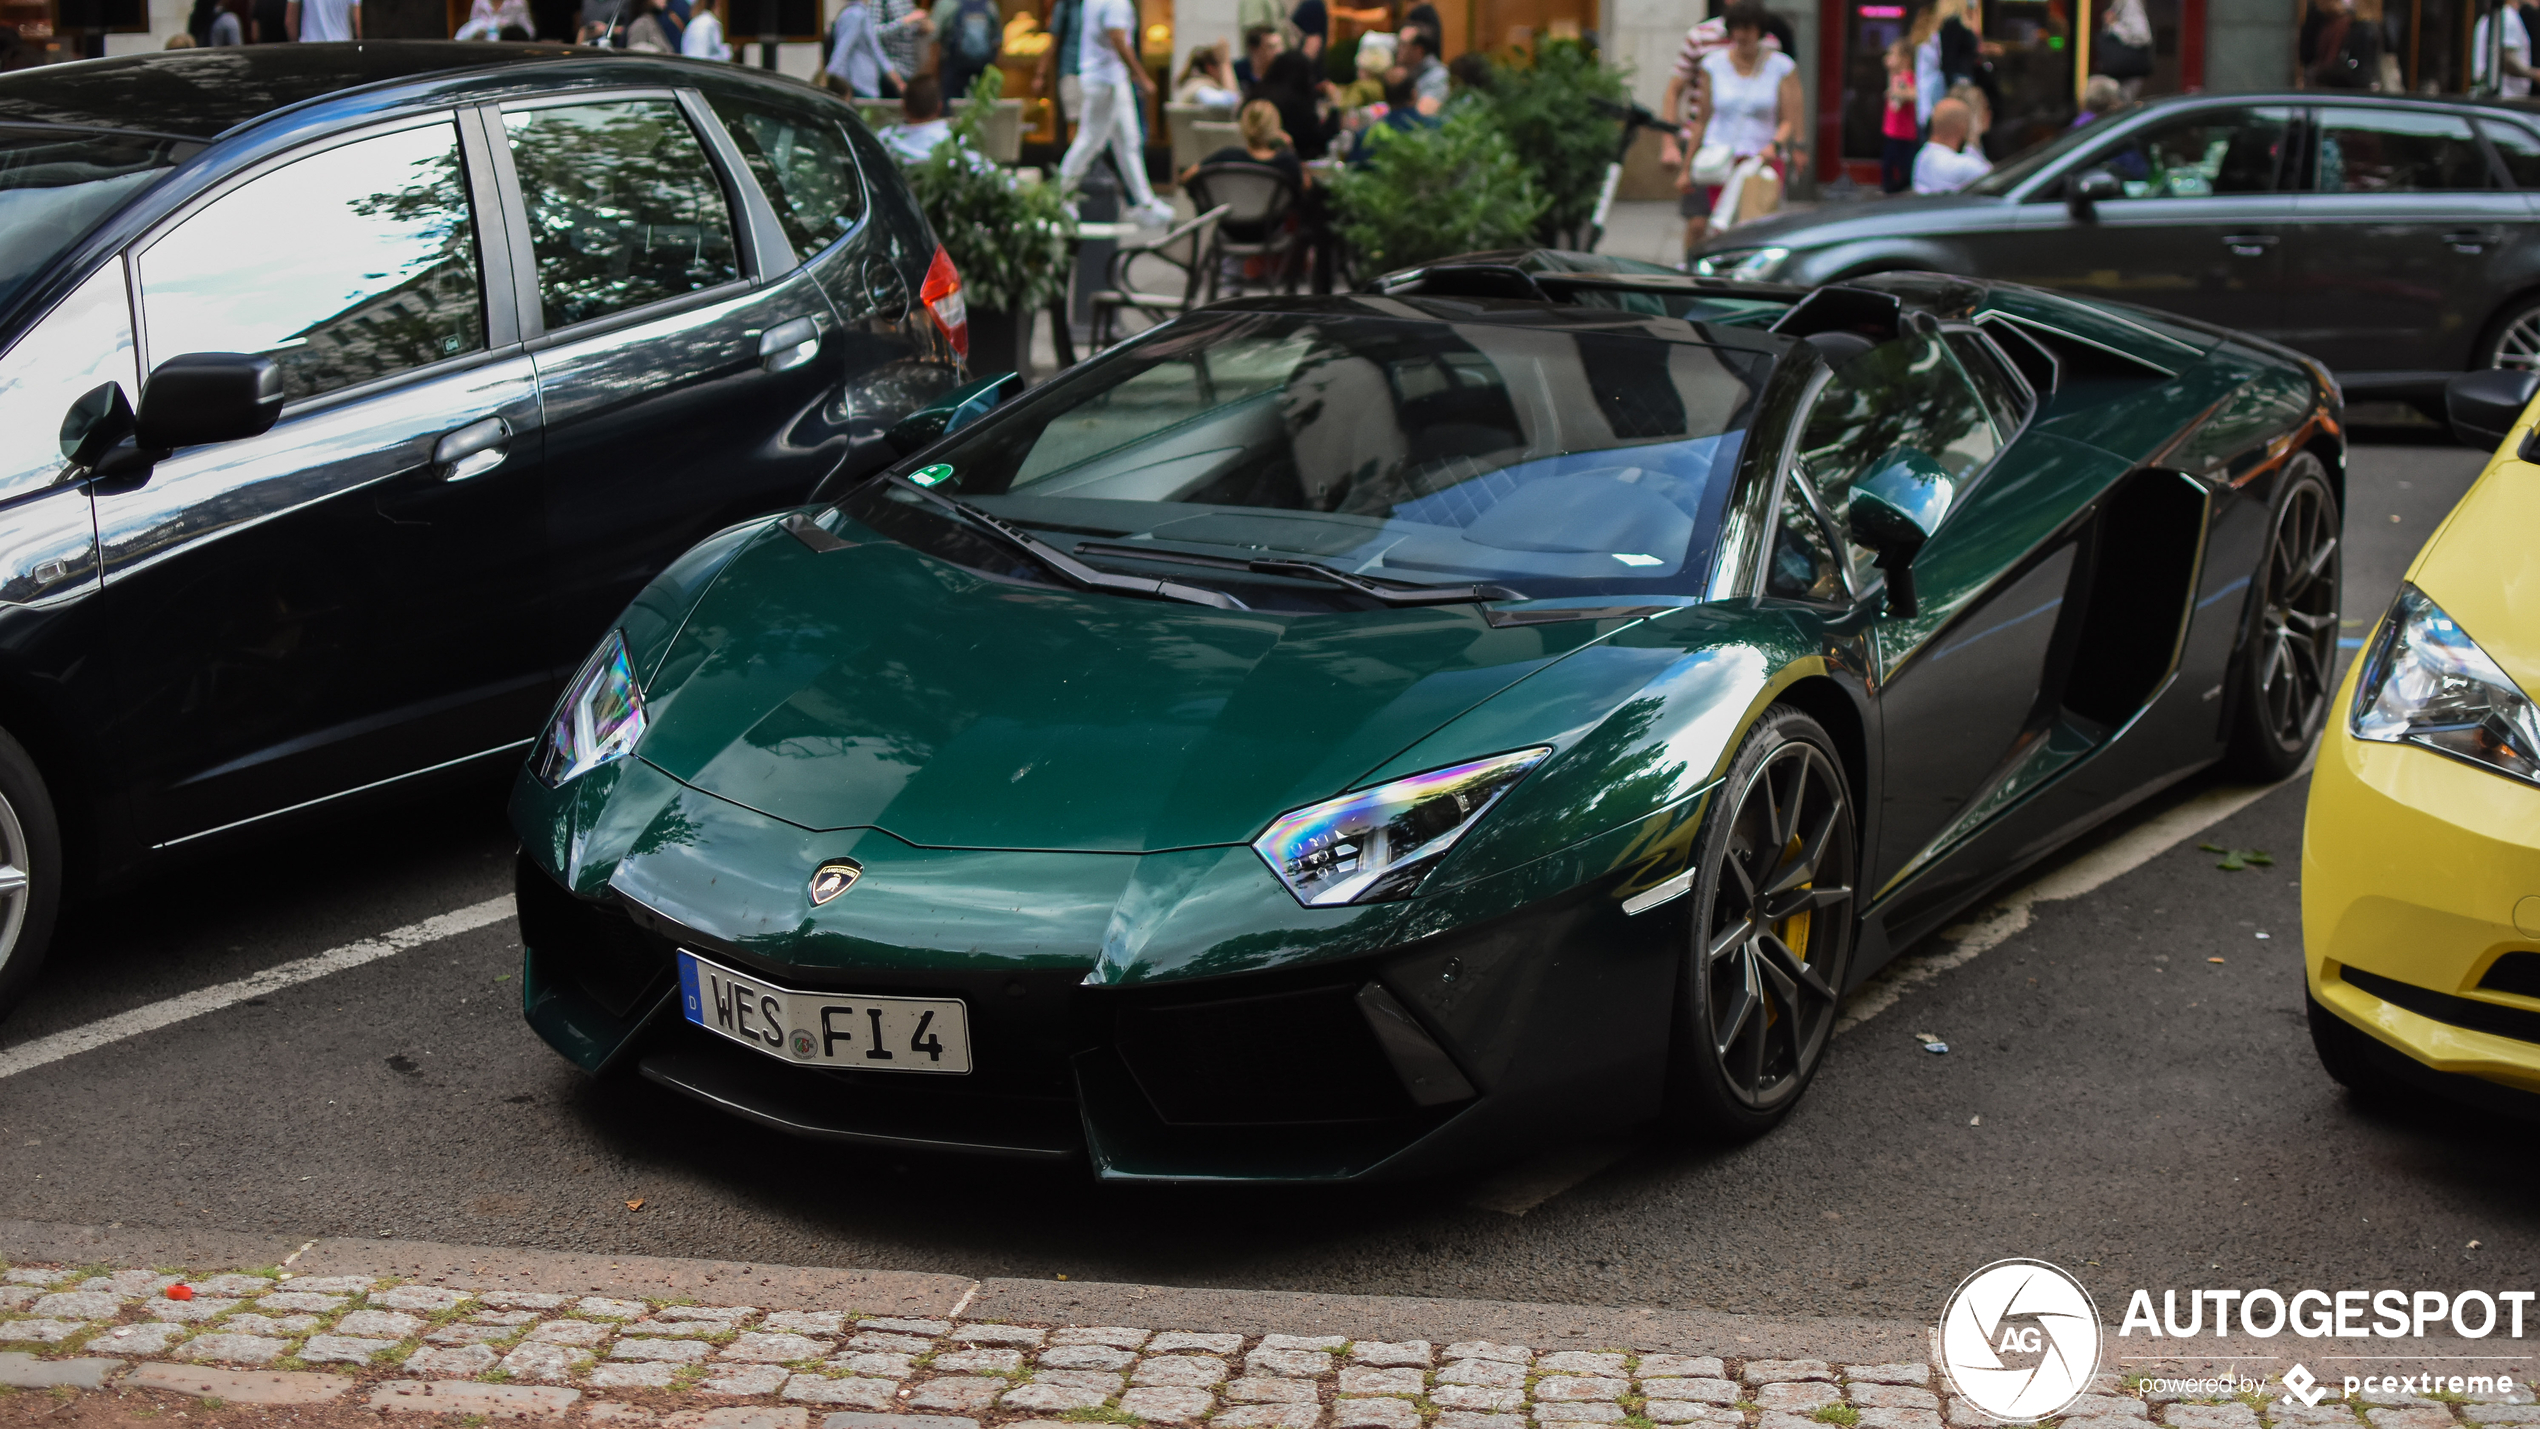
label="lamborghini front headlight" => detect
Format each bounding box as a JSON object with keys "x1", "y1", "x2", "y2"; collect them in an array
[
  {"x1": 535, "y1": 629, "x2": 648, "y2": 787},
  {"x1": 1252, "y1": 748, "x2": 1553, "y2": 906}
]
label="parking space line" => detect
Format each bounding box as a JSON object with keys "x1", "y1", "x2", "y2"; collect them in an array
[
  {"x1": 0, "y1": 895, "x2": 516, "y2": 1081},
  {"x1": 1833, "y1": 766, "x2": 2309, "y2": 1037}
]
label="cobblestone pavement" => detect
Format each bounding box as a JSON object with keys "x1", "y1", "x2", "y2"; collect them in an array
[{"x1": 3, "y1": 1257, "x2": 2534, "y2": 1427}]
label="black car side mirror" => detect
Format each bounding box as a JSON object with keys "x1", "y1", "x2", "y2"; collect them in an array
[
  {"x1": 2067, "y1": 167, "x2": 2121, "y2": 220},
  {"x1": 72, "y1": 353, "x2": 285, "y2": 484},
  {"x1": 2444, "y1": 368, "x2": 2540, "y2": 455},
  {"x1": 885, "y1": 370, "x2": 1022, "y2": 456},
  {"x1": 1847, "y1": 449, "x2": 1957, "y2": 618}
]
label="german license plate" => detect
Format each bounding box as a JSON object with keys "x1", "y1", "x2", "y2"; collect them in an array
[{"x1": 677, "y1": 950, "x2": 971, "y2": 1074}]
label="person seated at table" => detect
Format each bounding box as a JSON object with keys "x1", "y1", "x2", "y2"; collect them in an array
[
  {"x1": 1188, "y1": 98, "x2": 1309, "y2": 189},
  {"x1": 884, "y1": 74, "x2": 958, "y2": 162},
  {"x1": 1912, "y1": 94, "x2": 1991, "y2": 192},
  {"x1": 1175, "y1": 42, "x2": 1241, "y2": 107},
  {"x1": 1336, "y1": 30, "x2": 1392, "y2": 107}
]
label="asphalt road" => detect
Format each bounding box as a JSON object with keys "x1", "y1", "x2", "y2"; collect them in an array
[{"x1": 2, "y1": 429, "x2": 2529, "y2": 1330}]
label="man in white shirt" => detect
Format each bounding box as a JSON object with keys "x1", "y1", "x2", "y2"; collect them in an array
[
  {"x1": 884, "y1": 74, "x2": 959, "y2": 162},
  {"x1": 681, "y1": 0, "x2": 730, "y2": 58},
  {"x1": 1056, "y1": 0, "x2": 1175, "y2": 227},
  {"x1": 2475, "y1": 0, "x2": 2533, "y2": 96},
  {"x1": 1913, "y1": 96, "x2": 1991, "y2": 193},
  {"x1": 286, "y1": 0, "x2": 358, "y2": 40}
]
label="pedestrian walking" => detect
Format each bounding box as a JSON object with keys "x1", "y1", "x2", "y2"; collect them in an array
[
  {"x1": 286, "y1": 0, "x2": 359, "y2": 41},
  {"x1": 1036, "y1": 0, "x2": 1085, "y2": 149},
  {"x1": 933, "y1": 0, "x2": 1003, "y2": 110},
  {"x1": 682, "y1": 0, "x2": 730, "y2": 58},
  {"x1": 252, "y1": 0, "x2": 287, "y2": 40},
  {"x1": 1673, "y1": 1, "x2": 1799, "y2": 263},
  {"x1": 878, "y1": 0, "x2": 928, "y2": 98},
  {"x1": 209, "y1": 0, "x2": 248, "y2": 43},
  {"x1": 826, "y1": 0, "x2": 898, "y2": 97},
  {"x1": 1879, "y1": 38, "x2": 1915, "y2": 192},
  {"x1": 2474, "y1": 0, "x2": 2532, "y2": 94},
  {"x1": 1057, "y1": 0, "x2": 1175, "y2": 226}
]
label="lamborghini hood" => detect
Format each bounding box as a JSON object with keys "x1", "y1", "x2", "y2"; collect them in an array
[{"x1": 630, "y1": 527, "x2": 1628, "y2": 852}]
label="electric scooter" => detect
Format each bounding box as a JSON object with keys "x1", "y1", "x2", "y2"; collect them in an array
[{"x1": 1582, "y1": 96, "x2": 1671, "y2": 253}]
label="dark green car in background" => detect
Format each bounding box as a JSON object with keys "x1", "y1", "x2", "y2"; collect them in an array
[{"x1": 511, "y1": 261, "x2": 2344, "y2": 1182}]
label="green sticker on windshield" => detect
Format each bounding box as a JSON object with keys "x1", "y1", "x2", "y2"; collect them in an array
[{"x1": 910, "y1": 463, "x2": 954, "y2": 487}]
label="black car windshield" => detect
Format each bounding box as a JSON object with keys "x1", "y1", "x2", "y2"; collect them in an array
[
  {"x1": 879, "y1": 307, "x2": 1771, "y2": 603},
  {"x1": 0, "y1": 127, "x2": 191, "y2": 317}
]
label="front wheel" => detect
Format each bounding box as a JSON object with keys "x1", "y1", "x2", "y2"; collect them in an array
[
  {"x1": 2224, "y1": 452, "x2": 2340, "y2": 781},
  {"x1": 0, "y1": 725, "x2": 62, "y2": 1020},
  {"x1": 1666, "y1": 705, "x2": 1859, "y2": 1139}
]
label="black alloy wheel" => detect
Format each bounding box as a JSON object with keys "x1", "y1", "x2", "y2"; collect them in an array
[
  {"x1": 0, "y1": 724, "x2": 64, "y2": 1020},
  {"x1": 2227, "y1": 453, "x2": 2341, "y2": 781},
  {"x1": 1668, "y1": 705, "x2": 1858, "y2": 1138}
]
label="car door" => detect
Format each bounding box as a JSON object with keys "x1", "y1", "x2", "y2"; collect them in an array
[
  {"x1": 1991, "y1": 105, "x2": 2300, "y2": 343},
  {"x1": 2286, "y1": 104, "x2": 2533, "y2": 374},
  {"x1": 1789, "y1": 325, "x2": 2063, "y2": 896},
  {"x1": 100, "y1": 110, "x2": 549, "y2": 846},
  {"x1": 497, "y1": 89, "x2": 854, "y2": 670}
]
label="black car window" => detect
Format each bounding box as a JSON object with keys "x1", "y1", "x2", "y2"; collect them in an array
[
  {"x1": 504, "y1": 99, "x2": 741, "y2": 331},
  {"x1": 706, "y1": 93, "x2": 867, "y2": 261},
  {"x1": 0, "y1": 259, "x2": 135, "y2": 500},
  {"x1": 867, "y1": 308, "x2": 1772, "y2": 602},
  {"x1": 1944, "y1": 329, "x2": 2033, "y2": 437},
  {"x1": 2477, "y1": 117, "x2": 2540, "y2": 187},
  {"x1": 1764, "y1": 469, "x2": 1845, "y2": 605},
  {"x1": 2080, "y1": 107, "x2": 2294, "y2": 200},
  {"x1": 138, "y1": 120, "x2": 484, "y2": 404},
  {"x1": 2316, "y1": 107, "x2": 2494, "y2": 192},
  {"x1": 1795, "y1": 330, "x2": 1996, "y2": 572},
  {"x1": 0, "y1": 126, "x2": 190, "y2": 321}
]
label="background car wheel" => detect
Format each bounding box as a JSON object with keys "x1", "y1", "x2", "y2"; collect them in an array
[
  {"x1": 2476, "y1": 293, "x2": 2540, "y2": 371},
  {"x1": 1666, "y1": 705, "x2": 1858, "y2": 1140},
  {"x1": 2225, "y1": 453, "x2": 2340, "y2": 781},
  {"x1": 0, "y1": 725, "x2": 61, "y2": 1020}
]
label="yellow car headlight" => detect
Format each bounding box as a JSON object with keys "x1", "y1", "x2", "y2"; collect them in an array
[{"x1": 2351, "y1": 585, "x2": 2540, "y2": 786}]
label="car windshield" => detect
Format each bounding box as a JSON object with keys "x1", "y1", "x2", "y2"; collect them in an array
[
  {"x1": 870, "y1": 307, "x2": 1773, "y2": 606},
  {"x1": 0, "y1": 127, "x2": 192, "y2": 318},
  {"x1": 1963, "y1": 114, "x2": 2115, "y2": 196}
]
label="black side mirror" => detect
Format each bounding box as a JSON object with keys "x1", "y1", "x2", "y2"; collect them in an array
[
  {"x1": 136, "y1": 351, "x2": 284, "y2": 449},
  {"x1": 2067, "y1": 167, "x2": 2121, "y2": 220},
  {"x1": 885, "y1": 370, "x2": 1022, "y2": 456},
  {"x1": 1847, "y1": 449, "x2": 1957, "y2": 618},
  {"x1": 2444, "y1": 368, "x2": 2540, "y2": 453},
  {"x1": 58, "y1": 381, "x2": 136, "y2": 472}
]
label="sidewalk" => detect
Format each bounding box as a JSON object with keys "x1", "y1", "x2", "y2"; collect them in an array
[{"x1": 2, "y1": 1220, "x2": 2533, "y2": 1427}]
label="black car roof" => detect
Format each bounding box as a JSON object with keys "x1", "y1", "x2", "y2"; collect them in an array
[{"x1": 0, "y1": 41, "x2": 721, "y2": 139}]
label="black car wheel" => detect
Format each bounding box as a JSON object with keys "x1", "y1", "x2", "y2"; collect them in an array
[
  {"x1": 2477, "y1": 294, "x2": 2540, "y2": 371},
  {"x1": 2226, "y1": 453, "x2": 2341, "y2": 780},
  {"x1": 1667, "y1": 706, "x2": 1857, "y2": 1138},
  {"x1": 0, "y1": 726, "x2": 62, "y2": 1020}
]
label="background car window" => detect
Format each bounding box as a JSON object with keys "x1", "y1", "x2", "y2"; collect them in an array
[
  {"x1": 1795, "y1": 331, "x2": 1997, "y2": 572},
  {"x1": 2477, "y1": 118, "x2": 2540, "y2": 187},
  {"x1": 1765, "y1": 472, "x2": 1844, "y2": 604},
  {"x1": 2316, "y1": 108, "x2": 2492, "y2": 192},
  {"x1": 0, "y1": 128, "x2": 191, "y2": 320},
  {"x1": 506, "y1": 100, "x2": 740, "y2": 330},
  {"x1": 0, "y1": 260, "x2": 136, "y2": 499},
  {"x1": 139, "y1": 122, "x2": 483, "y2": 403},
  {"x1": 2086, "y1": 108, "x2": 2291, "y2": 199},
  {"x1": 707, "y1": 95, "x2": 866, "y2": 261}
]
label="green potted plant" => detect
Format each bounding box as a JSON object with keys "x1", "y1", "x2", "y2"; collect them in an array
[
  {"x1": 895, "y1": 70, "x2": 1078, "y2": 376},
  {"x1": 1485, "y1": 38, "x2": 1631, "y2": 248},
  {"x1": 1326, "y1": 107, "x2": 1548, "y2": 274}
]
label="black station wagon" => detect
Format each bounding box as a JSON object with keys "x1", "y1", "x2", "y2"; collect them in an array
[{"x1": 0, "y1": 44, "x2": 968, "y2": 1012}]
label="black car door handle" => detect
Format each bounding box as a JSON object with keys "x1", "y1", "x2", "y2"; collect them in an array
[
  {"x1": 432, "y1": 416, "x2": 509, "y2": 482},
  {"x1": 2443, "y1": 227, "x2": 2502, "y2": 253},
  {"x1": 757, "y1": 316, "x2": 823, "y2": 373},
  {"x1": 2221, "y1": 233, "x2": 2278, "y2": 256}
]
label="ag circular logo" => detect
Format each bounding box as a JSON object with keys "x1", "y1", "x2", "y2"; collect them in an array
[
  {"x1": 787, "y1": 1027, "x2": 817, "y2": 1059},
  {"x1": 1935, "y1": 1258, "x2": 2102, "y2": 1422}
]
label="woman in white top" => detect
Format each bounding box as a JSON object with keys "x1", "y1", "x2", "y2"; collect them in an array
[
  {"x1": 1686, "y1": 0, "x2": 1801, "y2": 246},
  {"x1": 683, "y1": 0, "x2": 731, "y2": 58}
]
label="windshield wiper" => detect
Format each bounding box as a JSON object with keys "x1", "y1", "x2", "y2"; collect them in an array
[
  {"x1": 887, "y1": 478, "x2": 1247, "y2": 611},
  {"x1": 1072, "y1": 542, "x2": 1526, "y2": 606}
]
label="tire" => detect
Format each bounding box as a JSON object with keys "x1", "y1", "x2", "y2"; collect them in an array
[
  {"x1": 1665, "y1": 705, "x2": 1859, "y2": 1139},
  {"x1": 2224, "y1": 452, "x2": 2340, "y2": 781},
  {"x1": 2475, "y1": 292, "x2": 2540, "y2": 371},
  {"x1": 0, "y1": 724, "x2": 61, "y2": 1021}
]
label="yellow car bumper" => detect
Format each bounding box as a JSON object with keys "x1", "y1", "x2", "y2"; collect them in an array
[{"x1": 2303, "y1": 680, "x2": 2540, "y2": 1096}]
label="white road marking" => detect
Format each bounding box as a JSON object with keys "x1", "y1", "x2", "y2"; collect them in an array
[
  {"x1": 0, "y1": 895, "x2": 516, "y2": 1081},
  {"x1": 1833, "y1": 763, "x2": 2311, "y2": 1037}
]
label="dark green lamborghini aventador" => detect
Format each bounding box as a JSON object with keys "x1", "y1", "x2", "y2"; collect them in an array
[{"x1": 512, "y1": 260, "x2": 2344, "y2": 1182}]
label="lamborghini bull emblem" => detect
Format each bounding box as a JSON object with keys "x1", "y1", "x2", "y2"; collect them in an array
[{"x1": 808, "y1": 858, "x2": 863, "y2": 906}]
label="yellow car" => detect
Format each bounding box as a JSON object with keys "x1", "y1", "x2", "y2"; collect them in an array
[{"x1": 2302, "y1": 370, "x2": 2540, "y2": 1112}]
